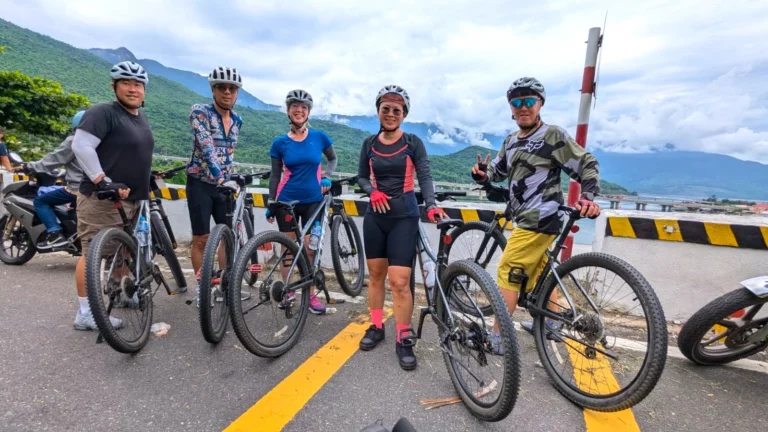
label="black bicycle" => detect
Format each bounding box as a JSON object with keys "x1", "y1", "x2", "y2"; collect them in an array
[
  {"x1": 227, "y1": 175, "x2": 365, "y2": 357},
  {"x1": 85, "y1": 166, "x2": 188, "y2": 353},
  {"x1": 195, "y1": 171, "x2": 270, "y2": 344},
  {"x1": 412, "y1": 205, "x2": 519, "y2": 422},
  {"x1": 446, "y1": 183, "x2": 668, "y2": 411}
]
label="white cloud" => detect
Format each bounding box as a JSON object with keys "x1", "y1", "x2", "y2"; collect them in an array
[{"x1": 3, "y1": 0, "x2": 768, "y2": 160}]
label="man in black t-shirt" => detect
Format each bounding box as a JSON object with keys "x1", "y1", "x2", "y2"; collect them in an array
[{"x1": 70, "y1": 61, "x2": 155, "y2": 331}]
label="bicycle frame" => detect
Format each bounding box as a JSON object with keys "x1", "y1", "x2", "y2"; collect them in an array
[{"x1": 280, "y1": 193, "x2": 333, "y2": 285}]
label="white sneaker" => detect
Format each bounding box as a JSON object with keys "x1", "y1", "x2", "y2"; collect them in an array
[{"x1": 73, "y1": 309, "x2": 123, "y2": 331}]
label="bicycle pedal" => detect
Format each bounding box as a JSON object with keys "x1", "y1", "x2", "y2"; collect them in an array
[{"x1": 250, "y1": 264, "x2": 263, "y2": 274}]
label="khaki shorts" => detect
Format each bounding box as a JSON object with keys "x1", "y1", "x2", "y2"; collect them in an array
[
  {"x1": 497, "y1": 227, "x2": 557, "y2": 293},
  {"x1": 76, "y1": 192, "x2": 138, "y2": 257}
]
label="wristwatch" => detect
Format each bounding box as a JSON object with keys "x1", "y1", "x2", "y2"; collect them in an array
[{"x1": 580, "y1": 192, "x2": 595, "y2": 201}]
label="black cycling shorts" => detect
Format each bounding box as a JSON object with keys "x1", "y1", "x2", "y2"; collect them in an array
[
  {"x1": 275, "y1": 202, "x2": 322, "y2": 233},
  {"x1": 186, "y1": 175, "x2": 228, "y2": 236},
  {"x1": 363, "y1": 214, "x2": 419, "y2": 267}
]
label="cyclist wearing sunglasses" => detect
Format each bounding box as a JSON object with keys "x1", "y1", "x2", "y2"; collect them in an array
[
  {"x1": 266, "y1": 89, "x2": 338, "y2": 315},
  {"x1": 471, "y1": 76, "x2": 602, "y2": 350},
  {"x1": 357, "y1": 85, "x2": 446, "y2": 371},
  {"x1": 185, "y1": 66, "x2": 244, "y2": 303}
]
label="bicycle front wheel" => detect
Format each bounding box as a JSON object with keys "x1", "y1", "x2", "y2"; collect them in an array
[
  {"x1": 199, "y1": 224, "x2": 234, "y2": 344},
  {"x1": 534, "y1": 252, "x2": 667, "y2": 411},
  {"x1": 150, "y1": 211, "x2": 186, "y2": 291},
  {"x1": 85, "y1": 227, "x2": 152, "y2": 354},
  {"x1": 228, "y1": 230, "x2": 310, "y2": 357},
  {"x1": 437, "y1": 259, "x2": 520, "y2": 422},
  {"x1": 678, "y1": 287, "x2": 768, "y2": 365},
  {"x1": 331, "y1": 216, "x2": 365, "y2": 297}
]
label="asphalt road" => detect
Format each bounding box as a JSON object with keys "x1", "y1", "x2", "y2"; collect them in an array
[{"x1": 1, "y1": 252, "x2": 767, "y2": 432}]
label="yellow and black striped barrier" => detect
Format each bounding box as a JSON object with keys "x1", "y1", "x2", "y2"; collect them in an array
[
  {"x1": 606, "y1": 216, "x2": 768, "y2": 250},
  {"x1": 148, "y1": 186, "x2": 509, "y2": 226}
]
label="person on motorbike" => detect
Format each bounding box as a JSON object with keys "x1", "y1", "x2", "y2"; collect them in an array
[
  {"x1": 357, "y1": 85, "x2": 446, "y2": 371},
  {"x1": 70, "y1": 61, "x2": 155, "y2": 331},
  {"x1": 266, "y1": 89, "x2": 338, "y2": 315},
  {"x1": 185, "y1": 66, "x2": 246, "y2": 306},
  {"x1": 0, "y1": 127, "x2": 14, "y2": 172},
  {"x1": 470, "y1": 77, "x2": 602, "y2": 352},
  {"x1": 18, "y1": 111, "x2": 87, "y2": 249}
]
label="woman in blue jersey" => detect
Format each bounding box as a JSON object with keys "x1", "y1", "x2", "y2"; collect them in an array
[
  {"x1": 266, "y1": 89, "x2": 338, "y2": 314},
  {"x1": 357, "y1": 85, "x2": 446, "y2": 371}
]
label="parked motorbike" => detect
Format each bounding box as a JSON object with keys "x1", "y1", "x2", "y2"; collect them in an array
[
  {"x1": 678, "y1": 276, "x2": 768, "y2": 365},
  {"x1": 0, "y1": 152, "x2": 80, "y2": 265}
]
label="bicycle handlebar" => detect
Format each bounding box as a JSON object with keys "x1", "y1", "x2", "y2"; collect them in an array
[{"x1": 152, "y1": 165, "x2": 186, "y2": 179}]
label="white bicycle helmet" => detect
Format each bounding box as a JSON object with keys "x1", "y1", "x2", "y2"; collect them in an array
[
  {"x1": 110, "y1": 61, "x2": 148, "y2": 85},
  {"x1": 507, "y1": 77, "x2": 546, "y2": 105},
  {"x1": 208, "y1": 66, "x2": 243, "y2": 89},
  {"x1": 376, "y1": 85, "x2": 410, "y2": 115},
  {"x1": 285, "y1": 89, "x2": 313, "y2": 110}
]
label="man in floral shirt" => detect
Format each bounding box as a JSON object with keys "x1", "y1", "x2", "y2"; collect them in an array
[{"x1": 185, "y1": 66, "x2": 243, "y2": 301}]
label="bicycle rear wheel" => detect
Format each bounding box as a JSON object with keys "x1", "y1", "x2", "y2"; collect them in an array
[
  {"x1": 445, "y1": 221, "x2": 506, "y2": 317},
  {"x1": 228, "y1": 230, "x2": 310, "y2": 357},
  {"x1": 437, "y1": 259, "x2": 520, "y2": 422},
  {"x1": 331, "y1": 216, "x2": 365, "y2": 296},
  {"x1": 199, "y1": 224, "x2": 234, "y2": 344},
  {"x1": 533, "y1": 252, "x2": 667, "y2": 411},
  {"x1": 85, "y1": 228, "x2": 152, "y2": 354}
]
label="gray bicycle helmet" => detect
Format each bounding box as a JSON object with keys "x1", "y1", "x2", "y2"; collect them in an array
[
  {"x1": 110, "y1": 61, "x2": 148, "y2": 85},
  {"x1": 507, "y1": 77, "x2": 546, "y2": 105},
  {"x1": 208, "y1": 66, "x2": 243, "y2": 89},
  {"x1": 375, "y1": 85, "x2": 410, "y2": 115},
  {"x1": 285, "y1": 89, "x2": 313, "y2": 110}
]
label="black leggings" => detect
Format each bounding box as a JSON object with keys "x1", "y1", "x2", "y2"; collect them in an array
[{"x1": 363, "y1": 214, "x2": 419, "y2": 267}]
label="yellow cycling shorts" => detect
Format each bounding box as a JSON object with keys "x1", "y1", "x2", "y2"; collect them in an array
[{"x1": 497, "y1": 227, "x2": 556, "y2": 293}]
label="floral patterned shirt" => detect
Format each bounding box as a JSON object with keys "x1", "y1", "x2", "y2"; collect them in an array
[{"x1": 186, "y1": 103, "x2": 243, "y2": 184}]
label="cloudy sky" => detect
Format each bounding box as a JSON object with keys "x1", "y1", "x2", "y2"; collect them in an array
[{"x1": 3, "y1": 0, "x2": 768, "y2": 161}]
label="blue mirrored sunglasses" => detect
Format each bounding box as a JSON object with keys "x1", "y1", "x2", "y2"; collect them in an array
[{"x1": 510, "y1": 97, "x2": 539, "y2": 108}]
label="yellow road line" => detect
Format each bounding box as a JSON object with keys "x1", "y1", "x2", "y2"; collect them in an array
[
  {"x1": 225, "y1": 309, "x2": 393, "y2": 432},
  {"x1": 564, "y1": 344, "x2": 641, "y2": 431}
]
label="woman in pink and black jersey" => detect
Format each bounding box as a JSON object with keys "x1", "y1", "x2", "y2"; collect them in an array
[{"x1": 357, "y1": 85, "x2": 446, "y2": 371}]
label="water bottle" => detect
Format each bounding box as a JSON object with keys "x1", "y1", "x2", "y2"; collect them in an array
[
  {"x1": 137, "y1": 215, "x2": 150, "y2": 248},
  {"x1": 308, "y1": 221, "x2": 322, "y2": 251}
]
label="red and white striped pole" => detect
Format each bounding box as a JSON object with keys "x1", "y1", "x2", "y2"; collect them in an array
[{"x1": 561, "y1": 27, "x2": 602, "y2": 261}]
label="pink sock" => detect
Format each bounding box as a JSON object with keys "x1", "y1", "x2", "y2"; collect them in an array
[
  {"x1": 370, "y1": 309, "x2": 383, "y2": 329},
  {"x1": 396, "y1": 324, "x2": 411, "y2": 343}
]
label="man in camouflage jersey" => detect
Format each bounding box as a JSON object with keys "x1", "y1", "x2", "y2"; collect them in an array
[{"x1": 471, "y1": 77, "x2": 601, "y2": 348}]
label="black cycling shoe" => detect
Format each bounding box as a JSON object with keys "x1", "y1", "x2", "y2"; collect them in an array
[
  {"x1": 360, "y1": 325, "x2": 385, "y2": 351},
  {"x1": 396, "y1": 328, "x2": 418, "y2": 371}
]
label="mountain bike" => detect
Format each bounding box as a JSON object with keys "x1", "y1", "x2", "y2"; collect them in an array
[
  {"x1": 227, "y1": 175, "x2": 365, "y2": 357},
  {"x1": 446, "y1": 183, "x2": 668, "y2": 411},
  {"x1": 85, "y1": 166, "x2": 189, "y2": 353},
  {"x1": 195, "y1": 171, "x2": 270, "y2": 344},
  {"x1": 412, "y1": 210, "x2": 519, "y2": 422},
  {"x1": 678, "y1": 277, "x2": 768, "y2": 365}
]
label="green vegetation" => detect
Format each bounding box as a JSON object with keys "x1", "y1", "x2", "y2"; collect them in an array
[
  {"x1": 704, "y1": 195, "x2": 756, "y2": 206},
  {"x1": 0, "y1": 18, "x2": 635, "y2": 196}
]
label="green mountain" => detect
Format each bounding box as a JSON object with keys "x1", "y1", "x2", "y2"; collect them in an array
[
  {"x1": 429, "y1": 146, "x2": 636, "y2": 194},
  {"x1": 87, "y1": 47, "x2": 280, "y2": 111},
  {"x1": 0, "y1": 17, "x2": 637, "y2": 195},
  {"x1": 0, "y1": 18, "x2": 364, "y2": 171}
]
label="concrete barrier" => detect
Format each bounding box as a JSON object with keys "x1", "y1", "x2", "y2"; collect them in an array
[{"x1": 593, "y1": 209, "x2": 768, "y2": 320}]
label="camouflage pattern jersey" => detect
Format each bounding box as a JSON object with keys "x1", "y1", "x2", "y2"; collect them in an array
[{"x1": 484, "y1": 122, "x2": 600, "y2": 234}]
